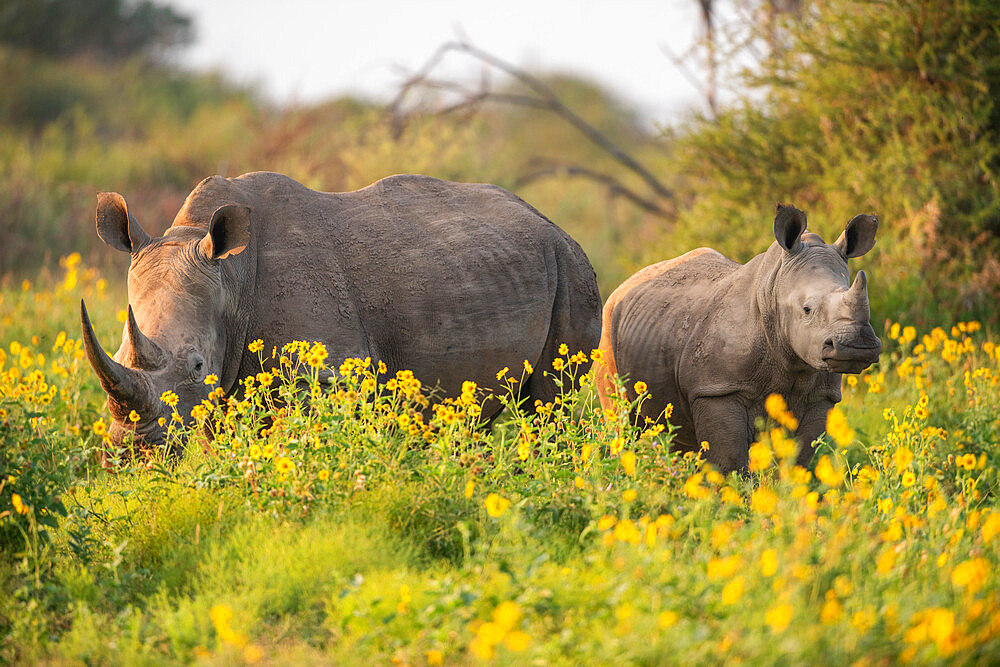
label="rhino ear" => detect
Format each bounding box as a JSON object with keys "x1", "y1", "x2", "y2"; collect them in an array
[
  {"x1": 198, "y1": 204, "x2": 251, "y2": 261},
  {"x1": 774, "y1": 204, "x2": 807, "y2": 254},
  {"x1": 96, "y1": 192, "x2": 151, "y2": 253},
  {"x1": 835, "y1": 213, "x2": 878, "y2": 258}
]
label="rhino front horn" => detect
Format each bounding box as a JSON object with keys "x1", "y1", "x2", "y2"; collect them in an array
[{"x1": 81, "y1": 299, "x2": 152, "y2": 414}]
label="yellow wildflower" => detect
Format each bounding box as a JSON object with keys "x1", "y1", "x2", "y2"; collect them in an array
[
  {"x1": 248, "y1": 339, "x2": 264, "y2": 353},
  {"x1": 766, "y1": 603, "x2": 793, "y2": 633},
  {"x1": 622, "y1": 488, "x2": 637, "y2": 502},
  {"x1": 11, "y1": 493, "x2": 28, "y2": 515},
  {"x1": 633, "y1": 380, "x2": 647, "y2": 395},
  {"x1": 894, "y1": 446, "x2": 914, "y2": 470},
  {"x1": 485, "y1": 493, "x2": 510, "y2": 517},
  {"x1": 464, "y1": 479, "x2": 475, "y2": 499},
  {"x1": 613, "y1": 519, "x2": 641, "y2": 543},
  {"x1": 720, "y1": 486, "x2": 742, "y2": 506},
  {"x1": 318, "y1": 469, "x2": 330, "y2": 481},
  {"x1": 760, "y1": 549, "x2": 778, "y2": 577},
  {"x1": 128, "y1": 410, "x2": 140, "y2": 423},
  {"x1": 981, "y1": 512, "x2": 1000, "y2": 544},
  {"x1": 820, "y1": 596, "x2": 843, "y2": 624},
  {"x1": 951, "y1": 558, "x2": 989, "y2": 593},
  {"x1": 765, "y1": 393, "x2": 799, "y2": 430},
  {"x1": 825, "y1": 407, "x2": 854, "y2": 446},
  {"x1": 684, "y1": 473, "x2": 709, "y2": 499},
  {"x1": 494, "y1": 601, "x2": 521, "y2": 631},
  {"x1": 815, "y1": 455, "x2": 842, "y2": 487},
  {"x1": 504, "y1": 631, "x2": 531, "y2": 651},
  {"x1": 275, "y1": 457, "x2": 294, "y2": 474},
  {"x1": 721, "y1": 577, "x2": 744, "y2": 605},
  {"x1": 748, "y1": 441, "x2": 773, "y2": 471},
  {"x1": 876, "y1": 548, "x2": 895, "y2": 575},
  {"x1": 657, "y1": 610, "x2": 678, "y2": 628},
  {"x1": 707, "y1": 556, "x2": 741, "y2": 580},
  {"x1": 621, "y1": 451, "x2": 636, "y2": 476},
  {"x1": 751, "y1": 487, "x2": 779, "y2": 514}
]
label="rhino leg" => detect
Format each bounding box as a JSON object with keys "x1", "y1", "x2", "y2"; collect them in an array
[
  {"x1": 522, "y1": 274, "x2": 601, "y2": 411},
  {"x1": 792, "y1": 400, "x2": 837, "y2": 467},
  {"x1": 690, "y1": 396, "x2": 754, "y2": 473}
]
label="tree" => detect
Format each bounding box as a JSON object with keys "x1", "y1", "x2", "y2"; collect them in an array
[{"x1": 0, "y1": 0, "x2": 192, "y2": 62}]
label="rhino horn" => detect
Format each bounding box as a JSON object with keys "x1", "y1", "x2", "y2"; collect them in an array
[
  {"x1": 845, "y1": 270, "x2": 869, "y2": 312},
  {"x1": 123, "y1": 305, "x2": 166, "y2": 369},
  {"x1": 81, "y1": 299, "x2": 152, "y2": 413}
]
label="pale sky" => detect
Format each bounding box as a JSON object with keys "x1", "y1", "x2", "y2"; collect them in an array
[{"x1": 168, "y1": 0, "x2": 710, "y2": 125}]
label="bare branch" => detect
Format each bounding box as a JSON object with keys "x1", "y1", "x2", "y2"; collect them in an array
[
  {"x1": 390, "y1": 40, "x2": 674, "y2": 206},
  {"x1": 514, "y1": 161, "x2": 669, "y2": 217}
]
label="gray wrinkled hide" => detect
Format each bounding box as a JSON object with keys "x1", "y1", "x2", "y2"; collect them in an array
[
  {"x1": 597, "y1": 207, "x2": 880, "y2": 473},
  {"x1": 89, "y1": 172, "x2": 601, "y2": 447}
]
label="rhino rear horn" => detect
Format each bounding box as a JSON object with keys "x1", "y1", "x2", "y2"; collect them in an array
[
  {"x1": 844, "y1": 270, "x2": 870, "y2": 312},
  {"x1": 123, "y1": 305, "x2": 166, "y2": 370},
  {"x1": 81, "y1": 299, "x2": 153, "y2": 413}
]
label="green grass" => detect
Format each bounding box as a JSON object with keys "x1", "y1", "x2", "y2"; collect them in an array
[{"x1": 1, "y1": 258, "x2": 999, "y2": 665}]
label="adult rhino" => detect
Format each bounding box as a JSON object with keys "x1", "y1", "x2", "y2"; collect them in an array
[
  {"x1": 82, "y1": 171, "x2": 601, "y2": 450},
  {"x1": 595, "y1": 205, "x2": 881, "y2": 473}
]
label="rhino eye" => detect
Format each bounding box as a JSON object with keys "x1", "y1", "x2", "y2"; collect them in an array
[
  {"x1": 187, "y1": 353, "x2": 205, "y2": 377},
  {"x1": 803, "y1": 305, "x2": 812, "y2": 315}
]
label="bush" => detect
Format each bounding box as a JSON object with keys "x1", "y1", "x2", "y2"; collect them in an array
[{"x1": 668, "y1": 0, "x2": 1000, "y2": 326}]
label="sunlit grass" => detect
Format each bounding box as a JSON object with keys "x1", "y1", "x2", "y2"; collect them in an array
[{"x1": 1, "y1": 258, "x2": 998, "y2": 664}]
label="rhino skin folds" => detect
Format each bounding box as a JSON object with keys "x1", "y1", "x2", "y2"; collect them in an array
[
  {"x1": 596, "y1": 204, "x2": 881, "y2": 473},
  {"x1": 83, "y1": 172, "x2": 602, "y2": 451}
]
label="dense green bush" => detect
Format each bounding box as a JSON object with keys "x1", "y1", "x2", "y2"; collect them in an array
[{"x1": 667, "y1": 0, "x2": 1000, "y2": 326}]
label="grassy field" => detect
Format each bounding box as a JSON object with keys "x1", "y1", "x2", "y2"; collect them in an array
[{"x1": 1, "y1": 257, "x2": 998, "y2": 664}]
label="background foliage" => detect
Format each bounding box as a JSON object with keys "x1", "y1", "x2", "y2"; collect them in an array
[{"x1": 1, "y1": 0, "x2": 996, "y2": 325}]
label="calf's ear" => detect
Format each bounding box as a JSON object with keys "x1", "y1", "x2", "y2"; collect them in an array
[
  {"x1": 198, "y1": 204, "x2": 251, "y2": 261},
  {"x1": 96, "y1": 192, "x2": 151, "y2": 253},
  {"x1": 835, "y1": 214, "x2": 878, "y2": 258},
  {"x1": 774, "y1": 204, "x2": 807, "y2": 254}
]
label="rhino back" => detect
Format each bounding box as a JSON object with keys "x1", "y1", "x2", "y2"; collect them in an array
[
  {"x1": 173, "y1": 172, "x2": 598, "y2": 393},
  {"x1": 610, "y1": 249, "x2": 743, "y2": 438}
]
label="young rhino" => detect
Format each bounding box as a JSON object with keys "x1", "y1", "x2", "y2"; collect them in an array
[{"x1": 596, "y1": 205, "x2": 881, "y2": 473}]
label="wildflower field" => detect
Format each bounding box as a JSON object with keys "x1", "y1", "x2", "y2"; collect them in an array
[{"x1": 0, "y1": 256, "x2": 998, "y2": 665}]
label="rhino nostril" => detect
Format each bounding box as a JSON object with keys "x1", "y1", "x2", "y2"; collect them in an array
[{"x1": 822, "y1": 338, "x2": 835, "y2": 356}]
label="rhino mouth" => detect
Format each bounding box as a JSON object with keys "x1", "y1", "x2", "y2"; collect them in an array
[{"x1": 821, "y1": 335, "x2": 881, "y2": 373}]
